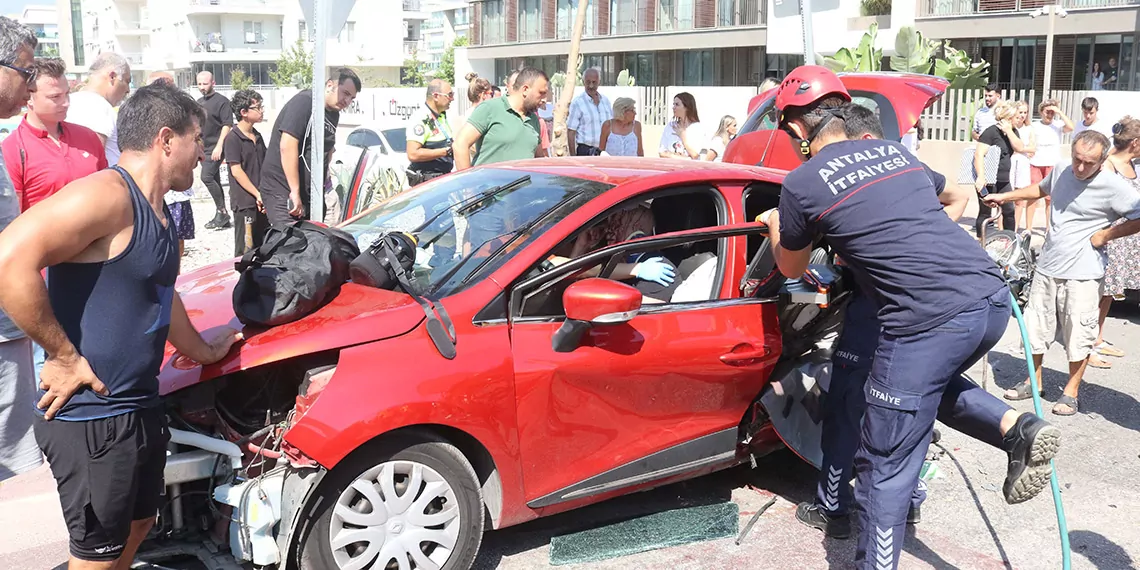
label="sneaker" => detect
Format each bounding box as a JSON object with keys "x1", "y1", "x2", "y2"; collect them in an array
[
  {"x1": 1002, "y1": 413, "x2": 1061, "y2": 504},
  {"x1": 907, "y1": 505, "x2": 921, "y2": 525},
  {"x1": 795, "y1": 502, "x2": 851, "y2": 539}
]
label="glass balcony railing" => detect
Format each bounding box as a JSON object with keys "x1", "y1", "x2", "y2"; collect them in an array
[{"x1": 918, "y1": 0, "x2": 1138, "y2": 17}]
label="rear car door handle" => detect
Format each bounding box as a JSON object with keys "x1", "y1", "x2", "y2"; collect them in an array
[{"x1": 720, "y1": 346, "x2": 772, "y2": 367}]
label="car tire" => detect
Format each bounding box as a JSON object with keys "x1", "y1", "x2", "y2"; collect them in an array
[{"x1": 297, "y1": 434, "x2": 485, "y2": 570}]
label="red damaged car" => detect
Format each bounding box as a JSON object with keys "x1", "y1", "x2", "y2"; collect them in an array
[{"x1": 152, "y1": 73, "x2": 946, "y2": 570}]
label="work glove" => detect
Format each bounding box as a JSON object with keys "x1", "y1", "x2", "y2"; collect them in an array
[{"x1": 633, "y1": 257, "x2": 676, "y2": 287}]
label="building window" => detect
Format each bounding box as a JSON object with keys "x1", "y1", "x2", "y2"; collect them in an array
[
  {"x1": 339, "y1": 21, "x2": 356, "y2": 43},
  {"x1": 299, "y1": 20, "x2": 307, "y2": 42},
  {"x1": 557, "y1": 0, "x2": 594, "y2": 40},
  {"x1": 481, "y1": 0, "x2": 506, "y2": 44},
  {"x1": 719, "y1": 0, "x2": 762, "y2": 27},
  {"x1": 243, "y1": 21, "x2": 263, "y2": 44},
  {"x1": 682, "y1": 49, "x2": 712, "y2": 86},
  {"x1": 519, "y1": 0, "x2": 541, "y2": 41},
  {"x1": 659, "y1": 0, "x2": 693, "y2": 32},
  {"x1": 455, "y1": 8, "x2": 469, "y2": 26},
  {"x1": 611, "y1": 0, "x2": 636, "y2": 35}
]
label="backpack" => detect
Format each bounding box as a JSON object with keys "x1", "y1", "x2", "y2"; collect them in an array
[{"x1": 232, "y1": 220, "x2": 361, "y2": 327}]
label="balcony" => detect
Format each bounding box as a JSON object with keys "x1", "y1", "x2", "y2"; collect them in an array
[
  {"x1": 189, "y1": 33, "x2": 281, "y2": 62},
  {"x1": 404, "y1": 40, "x2": 424, "y2": 57},
  {"x1": 404, "y1": 0, "x2": 429, "y2": 19},
  {"x1": 186, "y1": 0, "x2": 287, "y2": 16},
  {"x1": 115, "y1": 20, "x2": 148, "y2": 35},
  {"x1": 123, "y1": 52, "x2": 144, "y2": 66},
  {"x1": 917, "y1": 0, "x2": 1138, "y2": 17}
]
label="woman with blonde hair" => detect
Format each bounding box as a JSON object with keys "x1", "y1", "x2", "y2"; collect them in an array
[
  {"x1": 465, "y1": 72, "x2": 493, "y2": 107},
  {"x1": 973, "y1": 99, "x2": 1024, "y2": 236},
  {"x1": 1009, "y1": 100, "x2": 1038, "y2": 231},
  {"x1": 701, "y1": 115, "x2": 737, "y2": 162},
  {"x1": 1086, "y1": 116, "x2": 1140, "y2": 371},
  {"x1": 599, "y1": 97, "x2": 643, "y2": 157}
]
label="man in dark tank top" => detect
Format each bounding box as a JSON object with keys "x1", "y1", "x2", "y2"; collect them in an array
[{"x1": 0, "y1": 83, "x2": 240, "y2": 569}]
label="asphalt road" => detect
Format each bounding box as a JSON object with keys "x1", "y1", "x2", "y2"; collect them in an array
[{"x1": 2, "y1": 196, "x2": 1138, "y2": 569}]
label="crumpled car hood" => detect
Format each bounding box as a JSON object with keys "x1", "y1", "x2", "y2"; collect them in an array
[{"x1": 158, "y1": 260, "x2": 424, "y2": 395}]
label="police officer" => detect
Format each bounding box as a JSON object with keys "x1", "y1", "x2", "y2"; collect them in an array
[
  {"x1": 406, "y1": 78, "x2": 455, "y2": 186},
  {"x1": 764, "y1": 66, "x2": 1061, "y2": 569},
  {"x1": 795, "y1": 104, "x2": 971, "y2": 539}
]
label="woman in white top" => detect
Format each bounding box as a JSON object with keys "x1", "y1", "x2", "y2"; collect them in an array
[
  {"x1": 1090, "y1": 62, "x2": 1105, "y2": 91},
  {"x1": 1010, "y1": 100, "x2": 1037, "y2": 231},
  {"x1": 599, "y1": 97, "x2": 643, "y2": 157},
  {"x1": 659, "y1": 92, "x2": 702, "y2": 159},
  {"x1": 701, "y1": 115, "x2": 737, "y2": 162},
  {"x1": 1028, "y1": 98, "x2": 1075, "y2": 232}
]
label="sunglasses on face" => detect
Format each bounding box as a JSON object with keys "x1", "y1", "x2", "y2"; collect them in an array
[{"x1": 1, "y1": 61, "x2": 35, "y2": 85}]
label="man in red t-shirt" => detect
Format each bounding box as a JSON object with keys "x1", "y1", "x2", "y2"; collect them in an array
[{"x1": 0, "y1": 58, "x2": 106, "y2": 212}]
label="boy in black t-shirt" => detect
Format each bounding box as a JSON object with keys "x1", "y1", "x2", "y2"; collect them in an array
[{"x1": 224, "y1": 89, "x2": 268, "y2": 256}]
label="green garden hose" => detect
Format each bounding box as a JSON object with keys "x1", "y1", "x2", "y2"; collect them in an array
[{"x1": 1009, "y1": 290, "x2": 1072, "y2": 570}]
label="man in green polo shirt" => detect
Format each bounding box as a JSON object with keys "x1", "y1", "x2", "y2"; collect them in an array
[{"x1": 454, "y1": 67, "x2": 548, "y2": 169}]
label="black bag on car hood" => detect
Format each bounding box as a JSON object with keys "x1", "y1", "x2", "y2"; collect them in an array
[{"x1": 232, "y1": 220, "x2": 361, "y2": 327}]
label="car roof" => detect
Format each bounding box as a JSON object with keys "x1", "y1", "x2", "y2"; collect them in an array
[
  {"x1": 352, "y1": 118, "x2": 409, "y2": 131},
  {"x1": 481, "y1": 156, "x2": 777, "y2": 186}
]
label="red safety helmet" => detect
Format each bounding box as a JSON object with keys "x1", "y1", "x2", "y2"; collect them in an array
[
  {"x1": 775, "y1": 65, "x2": 852, "y2": 157},
  {"x1": 774, "y1": 65, "x2": 851, "y2": 112}
]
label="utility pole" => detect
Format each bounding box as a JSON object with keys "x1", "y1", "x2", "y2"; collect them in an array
[
  {"x1": 552, "y1": 0, "x2": 589, "y2": 158},
  {"x1": 1037, "y1": 4, "x2": 1067, "y2": 98},
  {"x1": 309, "y1": 0, "x2": 328, "y2": 223},
  {"x1": 801, "y1": 0, "x2": 816, "y2": 65}
]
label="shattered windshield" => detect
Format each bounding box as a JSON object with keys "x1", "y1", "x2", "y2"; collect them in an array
[{"x1": 341, "y1": 168, "x2": 611, "y2": 297}]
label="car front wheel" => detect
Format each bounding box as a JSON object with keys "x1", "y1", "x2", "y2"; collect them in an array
[{"x1": 298, "y1": 435, "x2": 484, "y2": 570}]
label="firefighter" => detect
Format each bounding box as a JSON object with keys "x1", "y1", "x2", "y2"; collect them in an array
[{"x1": 763, "y1": 65, "x2": 1061, "y2": 569}]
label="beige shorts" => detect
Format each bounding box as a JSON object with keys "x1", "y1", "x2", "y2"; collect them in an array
[{"x1": 1025, "y1": 273, "x2": 1102, "y2": 362}]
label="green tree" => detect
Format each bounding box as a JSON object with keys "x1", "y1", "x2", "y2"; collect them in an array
[
  {"x1": 402, "y1": 48, "x2": 427, "y2": 87},
  {"x1": 437, "y1": 36, "x2": 468, "y2": 85},
  {"x1": 230, "y1": 68, "x2": 254, "y2": 90},
  {"x1": 271, "y1": 39, "x2": 314, "y2": 88}
]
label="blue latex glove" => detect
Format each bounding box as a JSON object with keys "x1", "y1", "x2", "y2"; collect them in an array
[{"x1": 633, "y1": 257, "x2": 676, "y2": 287}]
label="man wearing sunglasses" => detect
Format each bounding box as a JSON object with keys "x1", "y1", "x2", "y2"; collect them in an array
[
  {"x1": 0, "y1": 15, "x2": 42, "y2": 484},
  {"x1": 406, "y1": 78, "x2": 455, "y2": 187},
  {"x1": 762, "y1": 65, "x2": 1060, "y2": 570}
]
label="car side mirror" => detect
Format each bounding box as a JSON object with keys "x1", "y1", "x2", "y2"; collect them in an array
[{"x1": 552, "y1": 278, "x2": 642, "y2": 353}]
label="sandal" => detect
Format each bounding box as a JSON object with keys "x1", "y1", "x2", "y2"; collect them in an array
[
  {"x1": 1096, "y1": 341, "x2": 1125, "y2": 358},
  {"x1": 1052, "y1": 394, "x2": 1079, "y2": 416},
  {"x1": 1088, "y1": 354, "x2": 1113, "y2": 369},
  {"x1": 1004, "y1": 380, "x2": 1043, "y2": 401}
]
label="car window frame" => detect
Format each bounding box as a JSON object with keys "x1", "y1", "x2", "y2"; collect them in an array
[
  {"x1": 737, "y1": 90, "x2": 904, "y2": 142},
  {"x1": 347, "y1": 128, "x2": 385, "y2": 152},
  {"x1": 508, "y1": 224, "x2": 771, "y2": 324}
]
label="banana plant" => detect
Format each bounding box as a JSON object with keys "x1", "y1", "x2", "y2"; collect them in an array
[
  {"x1": 890, "y1": 26, "x2": 934, "y2": 73},
  {"x1": 821, "y1": 22, "x2": 883, "y2": 73}
]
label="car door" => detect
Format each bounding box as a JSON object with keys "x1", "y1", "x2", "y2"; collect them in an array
[
  {"x1": 724, "y1": 75, "x2": 947, "y2": 171},
  {"x1": 339, "y1": 147, "x2": 408, "y2": 223},
  {"x1": 507, "y1": 224, "x2": 781, "y2": 508}
]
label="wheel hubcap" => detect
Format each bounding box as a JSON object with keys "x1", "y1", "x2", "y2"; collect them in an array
[{"x1": 329, "y1": 460, "x2": 461, "y2": 570}]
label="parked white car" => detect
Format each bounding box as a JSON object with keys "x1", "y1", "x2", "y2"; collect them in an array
[{"x1": 330, "y1": 118, "x2": 411, "y2": 222}]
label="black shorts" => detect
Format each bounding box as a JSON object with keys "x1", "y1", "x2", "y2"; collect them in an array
[{"x1": 34, "y1": 406, "x2": 169, "y2": 561}]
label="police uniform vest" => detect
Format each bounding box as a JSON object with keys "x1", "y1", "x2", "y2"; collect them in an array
[{"x1": 407, "y1": 103, "x2": 454, "y2": 174}]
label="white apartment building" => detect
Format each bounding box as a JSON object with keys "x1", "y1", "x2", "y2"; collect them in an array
[
  {"x1": 55, "y1": 0, "x2": 420, "y2": 88},
  {"x1": 420, "y1": 0, "x2": 469, "y2": 73},
  {"x1": 16, "y1": 5, "x2": 62, "y2": 59}
]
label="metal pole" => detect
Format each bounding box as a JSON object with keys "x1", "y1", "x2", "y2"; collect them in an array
[
  {"x1": 1042, "y1": 5, "x2": 1056, "y2": 97},
  {"x1": 310, "y1": 0, "x2": 328, "y2": 223},
  {"x1": 801, "y1": 0, "x2": 815, "y2": 65}
]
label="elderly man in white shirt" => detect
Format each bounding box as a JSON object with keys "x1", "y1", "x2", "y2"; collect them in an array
[
  {"x1": 567, "y1": 68, "x2": 612, "y2": 156},
  {"x1": 66, "y1": 52, "x2": 132, "y2": 165}
]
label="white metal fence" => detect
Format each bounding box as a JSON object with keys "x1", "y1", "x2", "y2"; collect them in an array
[{"x1": 201, "y1": 85, "x2": 1139, "y2": 142}]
